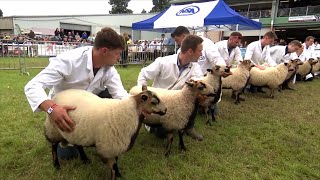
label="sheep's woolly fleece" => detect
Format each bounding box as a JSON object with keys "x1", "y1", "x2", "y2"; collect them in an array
[
  {"x1": 249, "y1": 63, "x2": 289, "y2": 89},
  {"x1": 45, "y1": 89, "x2": 145, "y2": 158}
]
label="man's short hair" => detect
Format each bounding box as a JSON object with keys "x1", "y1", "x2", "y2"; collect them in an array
[
  {"x1": 305, "y1": 36, "x2": 315, "y2": 42},
  {"x1": 180, "y1": 35, "x2": 203, "y2": 53},
  {"x1": 94, "y1": 27, "x2": 125, "y2": 50},
  {"x1": 230, "y1": 32, "x2": 242, "y2": 39},
  {"x1": 263, "y1": 31, "x2": 278, "y2": 39},
  {"x1": 289, "y1": 40, "x2": 302, "y2": 48},
  {"x1": 171, "y1": 26, "x2": 190, "y2": 38}
]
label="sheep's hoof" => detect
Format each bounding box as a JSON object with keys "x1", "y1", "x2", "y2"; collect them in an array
[
  {"x1": 179, "y1": 146, "x2": 187, "y2": 152},
  {"x1": 164, "y1": 151, "x2": 170, "y2": 157},
  {"x1": 82, "y1": 158, "x2": 91, "y2": 164},
  {"x1": 234, "y1": 101, "x2": 240, "y2": 105},
  {"x1": 54, "y1": 163, "x2": 60, "y2": 170},
  {"x1": 206, "y1": 121, "x2": 212, "y2": 126},
  {"x1": 239, "y1": 97, "x2": 245, "y2": 101}
]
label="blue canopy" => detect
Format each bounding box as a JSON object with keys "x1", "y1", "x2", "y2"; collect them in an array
[{"x1": 132, "y1": 0, "x2": 262, "y2": 33}]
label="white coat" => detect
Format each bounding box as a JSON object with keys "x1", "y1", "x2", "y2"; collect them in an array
[
  {"x1": 269, "y1": 45, "x2": 292, "y2": 64},
  {"x1": 215, "y1": 40, "x2": 243, "y2": 66},
  {"x1": 177, "y1": 36, "x2": 226, "y2": 74},
  {"x1": 244, "y1": 40, "x2": 277, "y2": 67},
  {"x1": 302, "y1": 43, "x2": 316, "y2": 59},
  {"x1": 137, "y1": 54, "x2": 203, "y2": 90},
  {"x1": 24, "y1": 46, "x2": 128, "y2": 112}
]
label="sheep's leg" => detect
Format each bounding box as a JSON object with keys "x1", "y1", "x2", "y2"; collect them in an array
[
  {"x1": 103, "y1": 157, "x2": 120, "y2": 180},
  {"x1": 76, "y1": 145, "x2": 91, "y2": 164},
  {"x1": 52, "y1": 143, "x2": 60, "y2": 169},
  {"x1": 165, "y1": 132, "x2": 174, "y2": 157},
  {"x1": 234, "y1": 92, "x2": 240, "y2": 105},
  {"x1": 210, "y1": 107, "x2": 216, "y2": 123},
  {"x1": 205, "y1": 107, "x2": 211, "y2": 126},
  {"x1": 178, "y1": 130, "x2": 187, "y2": 151},
  {"x1": 269, "y1": 88, "x2": 275, "y2": 98}
]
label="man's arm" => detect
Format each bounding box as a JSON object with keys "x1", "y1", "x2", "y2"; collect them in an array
[
  {"x1": 233, "y1": 47, "x2": 243, "y2": 65},
  {"x1": 266, "y1": 48, "x2": 277, "y2": 67},
  {"x1": 137, "y1": 57, "x2": 162, "y2": 86},
  {"x1": 104, "y1": 67, "x2": 129, "y2": 99},
  {"x1": 205, "y1": 42, "x2": 226, "y2": 66}
]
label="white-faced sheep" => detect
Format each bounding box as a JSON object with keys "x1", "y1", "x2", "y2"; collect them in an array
[
  {"x1": 199, "y1": 66, "x2": 232, "y2": 126},
  {"x1": 222, "y1": 60, "x2": 255, "y2": 104},
  {"x1": 249, "y1": 63, "x2": 294, "y2": 98},
  {"x1": 44, "y1": 86, "x2": 167, "y2": 180},
  {"x1": 129, "y1": 79, "x2": 215, "y2": 156},
  {"x1": 296, "y1": 58, "x2": 318, "y2": 81}
]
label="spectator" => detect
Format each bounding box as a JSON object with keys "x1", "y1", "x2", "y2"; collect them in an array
[
  {"x1": 82, "y1": 32, "x2": 88, "y2": 40},
  {"x1": 59, "y1": 28, "x2": 65, "y2": 39},
  {"x1": 54, "y1": 28, "x2": 60, "y2": 37},
  {"x1": 28, "y1": 30, "x2": 35, "y2": 40},
  {"x1": 75, "y1": 32, "x2": 81, "y2": 41}
]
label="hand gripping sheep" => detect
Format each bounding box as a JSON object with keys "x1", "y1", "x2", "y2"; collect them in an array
[
  {"x1": 279, "y1": 59, "x2": 303, "y2": 91},
  {"x1": 222, "y1": 60, "x2": 255, "y2": 104},
  {"x1": 129, "y1": 79, "x2": 216, "y2": 156},
  {"x1": 199, "y1": 65, "x2": 232, "y2": 126},
  {"x1": 44, "y1": 86, "x2": 167, "y2": 180}
]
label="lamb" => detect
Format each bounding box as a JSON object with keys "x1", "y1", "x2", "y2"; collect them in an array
[
  {"x1": 280, "y1": 59, "x2": 303, "y2": 90},
  {"x1": 129, "y1": 79, "x2": 215, "y2": 156},
  {"x1": 44, "y1": 86, "x2": 167, "y2": 180},
  {"x1": 249, "y1": 63, "x2": 294, "y2": 98},
  {"x1": 199, "y1": 66, "x2": 232, "y2": 125},
  {"x1": 296, "y1": 58, "x2": 318, "y2": 81},
  {"x1": 222, "y1": 60, "x2": 255, "y2": 104}
]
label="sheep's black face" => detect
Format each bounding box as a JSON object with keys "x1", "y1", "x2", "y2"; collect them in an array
[
  {"x1": 139, "y1": 89, "x2": 167, "y2": 117},
  {"x1": 186, "y1": 79, "x2": 216, "y2": 99}
]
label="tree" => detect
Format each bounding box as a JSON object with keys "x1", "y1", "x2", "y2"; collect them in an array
[
  {"x1": 149, "y1": 0, "x2": 170, "y2": 13},
  {"x1": 0, "y1": 9, "x2": 3, "y2": 17},
  {"x1": 109, "y1": 0, "x2": 133, "y2": 14},
  {"x1": 141, "y1": 9, "x2": 147, "y2": 13}
]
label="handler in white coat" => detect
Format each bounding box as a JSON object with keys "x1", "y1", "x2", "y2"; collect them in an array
[
  {"x1": 269, "y1": 40, "x2": 302, "y2": 64},
  {"x1": 171, "y1": 26, "x2": 226, "y2": 74},
  {"x1": 215, "y1": 32, "x2": 243, "y2": 66},
  {"x1": 137, "y1": 35, "x2": 204, "y2": 141},
  {"x1": 24, "y1": 27, "x2": 129, "y2": 132},
  {"x1": 244, "y1": 31, "x2": 278, "y2": 69},
  {"x1": 302, "y1": 36, "x2": 316, "y2": 60}
]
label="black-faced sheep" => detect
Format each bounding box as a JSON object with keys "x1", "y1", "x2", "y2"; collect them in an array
[
  {"x1": 280, "y1": 59, "x2": 303, "y2": 90},
  {"x1": 44, "y1": 86, "x2": 167, "y2": 180},
  {"x1": 296, "y1": 58, "x2": 318, "y2": 81}
]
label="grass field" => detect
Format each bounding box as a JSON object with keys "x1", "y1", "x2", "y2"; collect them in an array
[{"x1": 0, "y1": 57, "x2": 319, "y2": 179}]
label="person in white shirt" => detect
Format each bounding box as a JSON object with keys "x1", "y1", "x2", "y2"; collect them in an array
[
  {"x1": 270, "y1": 40, "x2": 302, "y2": 64},
  {"x1": 302, "y1": 36, "x2": 316, "y2": 60},
  {"x1": 137, "y1": 35, "x2": 204, "y2": 141},
  {"x1": 171, "y1": 26, "x2": 226, "y2": 74},
  {"x1": 244, "y1": 31, "x2": 278, "y2": 93},
  {"x1": 25, "y1": 27, "x2": 128, "y2": 133},
  {"x1": 215, "y1": 32, "x2": 243, "y2": 66},
  {"x1": 244, "y1": 31, "x2": 278, "y2": 69}
]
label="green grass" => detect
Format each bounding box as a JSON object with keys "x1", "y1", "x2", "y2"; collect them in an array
[{"x1": 0, "y1": 57, "x2": 320, "y2": 179}]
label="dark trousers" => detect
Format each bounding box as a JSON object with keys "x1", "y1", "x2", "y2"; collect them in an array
[{"x1": 97, "y1": 89, "x2": 112, "y2": 98}]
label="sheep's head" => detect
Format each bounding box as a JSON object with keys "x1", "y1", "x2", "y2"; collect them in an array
[
  {"x1": 137, "y1": 85, "x2": 167, "y2": 117},
  {"x1": 289, "y1": 59, "x2": 303, "y2": 70},
  {"x1": 206, "y1": 65, "x2": 233, "y2": 78},
  {"x1": 241, "y1": 60, "x2": 255, "y2": 71},
  {"x1": 313, "y1": 60, "x2": 320, "y2": 72},
  {"x1": 284, "y1": 62, "x2": 295, "y2": 72},
  {"x1": 185, "y1": 79, "x2": 216, "y2": 100}
]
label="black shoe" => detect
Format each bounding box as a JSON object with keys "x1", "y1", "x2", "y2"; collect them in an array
[
  {"x1": 247, "y1": 86, "x2": 257, "y2": 93},
  {"x1": 57, "y1": 143, "x2": 79, "y2": 160},
  {"x1": 257, "y1": 87, "x2": 266, "y2": 93},
  {"x1": 152, "y1": 127, "x2": 167, "y2": 139}
]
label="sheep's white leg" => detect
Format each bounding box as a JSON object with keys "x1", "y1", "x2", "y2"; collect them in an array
[
  {"x1": 165, "y1": 132, "x2": 174, "y2": 157},
  {"x1": 269, "y1": 89, "x2": 275, "y2": 98},
  {"x1": 103, "y1": 157, "x2": 119, "y2": 180}
]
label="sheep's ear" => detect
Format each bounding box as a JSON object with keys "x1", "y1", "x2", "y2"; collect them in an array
[
  {"x1": 206, "y1": 69, "x2": 213, "y2": 73},
  {"x1": 141, "y1": 94, "x2": 148, "y2": 102},
  {"x1": 142, "y1": 85, "x2": 147, "y2": 91},
  {"x1": 284, "y1": 62, "x2": 288, "y2": 66},
  {"x1": 198, "y1": 82, "x2": 206, "y2": 90},
  {"x1": 215, "y1": 66, "x2": 221, "y2": 70},
  {"x1": 185, "y1": 80, "x2": 195, "y2": 87}
]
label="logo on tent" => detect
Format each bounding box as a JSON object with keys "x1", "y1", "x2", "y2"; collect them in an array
[{"x1": 176, "y1": 5, "x2": 200, "y2": 16}]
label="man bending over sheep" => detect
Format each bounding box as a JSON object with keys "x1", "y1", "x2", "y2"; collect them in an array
[
  {"x1": 244, "y1": 31, "x2": 278, "y2": 93},
  {"x1": 24, "y1": 27, "x2": 129, "y2": 158},
  {"x1": 137, "y1": 35, "x2": 205, "y2": 141}
]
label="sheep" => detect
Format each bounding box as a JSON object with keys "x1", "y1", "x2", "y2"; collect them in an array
[
  {"x1": 280, "y1": 59, "x2": 303, "y2": 91},
  {"x1": 129, "y1": 79, "x2": 216, "y2": 156},
  {"x1": 312, "y1": 58, "x2": 320, "y2": 78},
  {"x1": 199, "y1": 66, "x2": 232, "y2": 126},
  {"x1": 249, "y1": 63, "x2": 294, "y2": 98},
  {"x1": 44, "y1": 86, "x2": 167, "y2": 180},
  {"x1": 296, "y1": 58, "x2": 318, "y2": 81},
  {"x1": 222, "y1": 60, "x2": 255, "y2": 104}
]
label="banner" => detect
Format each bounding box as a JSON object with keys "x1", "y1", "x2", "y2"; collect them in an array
[
  {"x1": 288, "y1": 15, "x2": 320, "y2": 22},
  {"x1": 37, "y1": 43, "x2": 78, "y2": 56}
]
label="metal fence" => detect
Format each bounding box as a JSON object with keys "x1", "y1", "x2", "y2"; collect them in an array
[{"x1": 0, "y1": 39, "x2": 176, "y2": 72}]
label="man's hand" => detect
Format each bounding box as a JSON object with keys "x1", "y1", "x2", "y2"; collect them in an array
[
  {"x1": 255, "y1": 64, "x2": 266, "y2": 70},
  {"x1": 50, "y1": 105, "x2": 76, "y2": 132}
]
